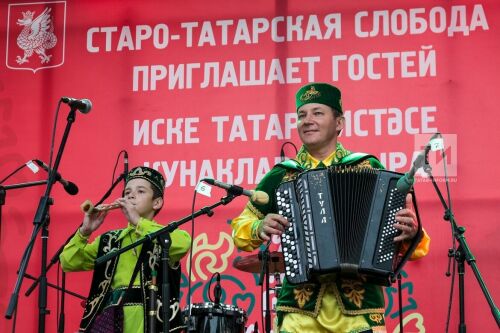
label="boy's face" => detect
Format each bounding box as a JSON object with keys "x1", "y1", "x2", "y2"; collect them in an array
[{"x1": 123, "y1": 178, "x2": 163, "y2": 218}]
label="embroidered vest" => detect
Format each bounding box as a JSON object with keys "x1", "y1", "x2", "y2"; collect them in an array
[{"x1": 79, "y1": 230, "x2": 183, "y2": 332}]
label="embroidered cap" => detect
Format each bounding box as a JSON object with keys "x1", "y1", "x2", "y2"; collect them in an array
[
  {"x1": 126, "y1": 166, "x2": 165, "y2": 196},
  {"x1": 295, "y1": 83, "x2": 342, "y2": 114}
]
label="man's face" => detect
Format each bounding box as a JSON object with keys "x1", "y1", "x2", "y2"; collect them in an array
[
  {"x1": 123, "y1": 178, "x2": 162, "y2": 217},
  {"x1": 297, "y1": 103, "x2": 344, "y2": 152}
]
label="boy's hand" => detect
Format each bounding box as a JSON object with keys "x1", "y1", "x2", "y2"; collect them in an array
[{"x1": 80, "y1": 209, "x2": 108, "y2": 237}]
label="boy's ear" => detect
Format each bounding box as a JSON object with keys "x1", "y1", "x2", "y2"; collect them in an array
[{"x1": 153, "y1": 197, "x2": 164, "y2": 211}]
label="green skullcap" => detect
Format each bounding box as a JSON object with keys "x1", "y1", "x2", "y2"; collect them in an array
[
  {"x1": 295, "y1": 83, "x2": 342, "y2": 113},
  {"x1": 126, "y1": 166, "x2": 165, "y2": 196}
]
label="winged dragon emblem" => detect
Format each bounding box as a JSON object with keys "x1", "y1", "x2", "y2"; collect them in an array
[{"x1": 16, "y1": 7, "x2": 57, "y2": 65}]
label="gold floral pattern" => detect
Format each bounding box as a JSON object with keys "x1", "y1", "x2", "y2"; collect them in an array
[
  {"x1": 282, "y1": 170, "x2": 299, "y2": 182},
  {"x1": 340, "y1": 279, "x2": 366, "y2": 308},
  {"x1": 299, "y1": 86, "x2": 321, "y2": 101},
  {"x1": 295, "y1": 143, "x2": 351, "y2": 170},
  {"x1": 293, "y1": 284, "x2": 315, "y2": 308},
  {"x1": 357, "y1": 159, "x2": 373, "y2": 168},
  {"x1": 369, "y1": 313, "x2": 384, "y2": 324}
]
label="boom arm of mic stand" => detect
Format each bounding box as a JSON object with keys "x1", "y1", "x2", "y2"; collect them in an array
[
  {"x1": 0, "y1": 181, "x2": 48, "y2": 242},
  {"x1": 95, "y1": 193, "x2": 237, "y2": 266},
  {"x1": 23, "y1": 272, "x2": 86, "y2": 300}
]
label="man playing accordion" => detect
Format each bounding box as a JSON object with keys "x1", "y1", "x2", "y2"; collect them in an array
[{"x1": 231, "y1": 83, "x2": 430, "y2": 333}]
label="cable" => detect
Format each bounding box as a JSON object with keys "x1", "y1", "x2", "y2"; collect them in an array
[
  {"x1": 279, "y1": 141, "x2": 298, "y2": 161},
  {"x1": 47, "y1": 100, "x2": 63, "y2": 175},
  {"x1": 0, "y1": 163, "x2": 28, "y2": 184},
  {"x1": 111, "y1": 150, "x2": 127, "y2": 187},
  {"x1": 185, "y1": 185, "x2": 200, "y2": 331}
]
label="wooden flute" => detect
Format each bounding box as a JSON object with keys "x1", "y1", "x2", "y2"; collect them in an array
[{"x1": 80, "y1": 200, "x2": 121, "y2": 214}]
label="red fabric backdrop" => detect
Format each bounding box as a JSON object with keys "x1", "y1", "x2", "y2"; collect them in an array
[{"x1": 1, "y1": 0, "x2": 499, "y2": 332}]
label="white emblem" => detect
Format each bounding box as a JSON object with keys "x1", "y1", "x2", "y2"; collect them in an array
[
  {"x1": 15, "y1": 7, "x2": 57, "y2": 65},
  {"x1": 6, "y1": 2, "x2": 66, "y2": 73}
]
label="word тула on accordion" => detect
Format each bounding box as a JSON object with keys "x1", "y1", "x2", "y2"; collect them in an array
[{"x1": 276, "y1": 166, "x2": 420, "y2": 286}]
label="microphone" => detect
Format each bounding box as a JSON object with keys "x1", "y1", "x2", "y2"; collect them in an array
[
  {"x1": 214, "y1": 272, "x2": 222, "y2": 305},
  {"x1": 34, "y1": 159, "x2": 79, "y2": 195},
  {"x1": 396, "y1": 133, "x2": 441, "y2": 193},
  {"x1": 123, "y1": 151, "x2": 129, "y2": 185},
  {"x1": 203, "y1": 178, "x2": 269, "y2": 204},
  {"x1": 61, "y1": 97, "x2": 92, "y2": 114}
]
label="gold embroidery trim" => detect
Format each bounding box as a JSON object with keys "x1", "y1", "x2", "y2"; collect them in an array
[
  {"x1": 246, "y1": 201, "x2": 265, "y2": 220},
  {"x1": 293, "y1": 284, "x2": 315, "y2": 308},
  {"x1": 275, "y1": 282, "x2": 327, "y2": 318},
  {"x1": 341, "y1": 279, "x2": 366, "y2": 308},
  {"x1": 332, "y1": 283, "x2": 384, "y2": 315}
]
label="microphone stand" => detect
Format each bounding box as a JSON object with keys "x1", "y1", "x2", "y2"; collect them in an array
[
  {"x1": 158, "y1": 231, "x2": 171, "y2": 333},
  {"x1": 24, "y1": 171, "x2": 127, "y2": 333},
  {"x1": 5, "y1": 107, "x2": 80, "y2": 333},
  {"x1": 0, "y1": 180, "x2": 85, "y2": 333},
  {"x1": 424, "y1": 159, "x2": 500, "y2": 331},
  {"x1": 94, "y1": 192, "x2": 239, "y2": 332},
  {"x1": 258, "y1": 245, "x2": 272, "y2": 333}
]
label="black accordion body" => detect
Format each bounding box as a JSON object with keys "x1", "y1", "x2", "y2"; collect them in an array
[{"x1": 276, "y1": 165, "x2": 420, "y2": 286}]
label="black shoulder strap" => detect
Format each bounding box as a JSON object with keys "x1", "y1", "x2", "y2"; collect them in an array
[
  {"x1": 273, "y1": 159, "x2": 304, "y2": 172},
  {"x1": 339, "y1": 152, "x2": 379, "y2": 166}
]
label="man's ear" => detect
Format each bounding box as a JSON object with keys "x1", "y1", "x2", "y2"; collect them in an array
[
  {"x1": 336, "y1": 115, "x2": 345, "y2": 132},
  {"x1": 153, "y1": 197, "x2": 164, "y2": 211}
]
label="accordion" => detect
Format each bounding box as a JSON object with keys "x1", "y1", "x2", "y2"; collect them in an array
[{"x1": 276, "y1": 166, "x2": 420, "y2": 286}]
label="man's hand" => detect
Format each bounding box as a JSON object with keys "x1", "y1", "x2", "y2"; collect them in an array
[
  {"x1": 258, "y1": 213, "x2": 289, "y2": 241},
  {"x1": 393, "y1": 193, "x2": 418, "y2": 242}
]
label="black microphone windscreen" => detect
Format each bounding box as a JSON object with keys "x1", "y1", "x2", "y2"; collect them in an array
[
  {"x1": 64, "y1": 181, "x2": 79, "y2": 195},
  {"x1": 79, "y1": 99, "x2": 92, "y2": 114}
]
